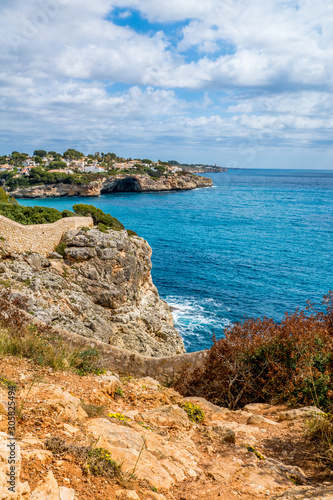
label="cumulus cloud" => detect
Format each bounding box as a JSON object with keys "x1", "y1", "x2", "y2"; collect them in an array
[{"x1": 1, "y1": 0, "x2": 333, "y2": 165}]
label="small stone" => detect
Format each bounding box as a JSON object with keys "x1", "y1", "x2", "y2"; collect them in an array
[
  {"x1": 115, "y1": 490, "x2": 141, "y2": 499},
  {"x1": 246, "y1": 414, "x2": 278, "y2": 427}
]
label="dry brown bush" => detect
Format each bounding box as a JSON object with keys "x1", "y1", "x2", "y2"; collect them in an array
[{"x1": 177, "y1": 292, "x2": 333, "y2": 410}]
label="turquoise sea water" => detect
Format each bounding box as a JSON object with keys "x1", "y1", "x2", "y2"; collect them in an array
[{"x1": 20, "y1": 169, "x2": 333, "y2": 352}]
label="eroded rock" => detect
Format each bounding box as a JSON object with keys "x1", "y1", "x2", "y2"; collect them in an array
[{"x1": 0, "y1": 227, "x2": 184, "y2": 357}]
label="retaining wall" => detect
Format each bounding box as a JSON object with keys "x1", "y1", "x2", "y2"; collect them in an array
[
  {"x1": 0, "y1": 301, "x2": 208, "y2": 384},
  {"x1": 0, "y1": 215, "x2": 94, "y2": 256}
]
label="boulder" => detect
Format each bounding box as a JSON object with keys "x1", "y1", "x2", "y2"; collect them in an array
[
  {"x1": 142, "y1": 405, "x2": 190, "y2": 429},
  {"x1": 278, "y1": 406, "x2": 324, "y2": 421},
  {"x1": 29, "y1": 384, "x2": 87, "y2": 423},
  {"x1": 31, "y1": 470, "x2": 75, "y2": 500},
  {"x1": 87, "y1": 418, "x2": 174, "y2": 490},
  {"x1": 244, "y1": 403, "x2": 272, "y2": 412},
  {"x1": 202, "y1": 425, "x2": 236, "y2": 444}
]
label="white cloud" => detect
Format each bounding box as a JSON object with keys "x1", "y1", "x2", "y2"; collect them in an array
[{"x1": 1, "y1": 0, "x2": 333, "y2": 165}]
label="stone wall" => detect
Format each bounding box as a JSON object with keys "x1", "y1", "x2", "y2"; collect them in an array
[
  {"x1": 0, "y1": 215, "x2": 94, "y2": 256},
  {"x1": 36, "y1": 318, "x2": 208, "y2": 383},
  {"x1": 0, "y1": 302, "x2": 208, "y2": 384}
]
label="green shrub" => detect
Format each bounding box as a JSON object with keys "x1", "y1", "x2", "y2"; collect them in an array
[
  {"x1": 55, "y1": 242, "x2": 67, "y2": 257},
  {"x1": 73, "y1": 204, "x2": 124, "y2": 231},
  {"x1": 1, "y1": 167, "x2": 104, "y2": 191},
  {"x1": 45, "y1": 438, "x2": 121, "y2": 480},
  {"x1": 86, "y1": 448, "x2": 121, "y2": 479},
  {"x1": 61, "y1": 209, "x2": 76, "y2": 218},
  {"x1": 72, "y1": 348, "x2": 105, "y2": 376},
  {"x1": 126, "y1": 229, "x2": 138, "y2": 237},
  {"x1": 180, "y1": 402, "x2": 205, "y2": 423},
  {"x1": 97, "y1": 223, "x2": 108, "y2": 233},
  {"x1": 0, "y1": 203, "x2": 63, "y2": 225}
]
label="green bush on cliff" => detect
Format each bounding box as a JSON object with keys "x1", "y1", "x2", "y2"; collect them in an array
[
  {"x1": 73, "y1": 204, "x2": 124, "y2": 231},
  {"x1": 1, "y1": 168, "x2": 105, "y2": 191},
  {"x1": 0, "y1": 203, "x2": 63, "y2": 225}
]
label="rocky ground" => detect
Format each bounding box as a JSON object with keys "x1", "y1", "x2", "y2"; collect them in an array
[
  {"x1": 0, "y1": 227, "x2": 184, "y2": 357},
  {"x1": 0, "y1": 357, "x2": 333, "y2": 499}
]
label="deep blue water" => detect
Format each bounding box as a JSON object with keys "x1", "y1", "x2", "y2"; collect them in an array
[{"x1": 20, "y1": 169, "x2": 333, "y2": 352}]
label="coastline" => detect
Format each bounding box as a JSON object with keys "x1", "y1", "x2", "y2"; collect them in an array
[{"x1": 7, "y1": 172, "x2": 213, "y2": 199}]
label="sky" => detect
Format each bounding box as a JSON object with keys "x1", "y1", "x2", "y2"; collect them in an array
[{"x1": 1, "y1": 0, "x2": 333, "y2": 168}]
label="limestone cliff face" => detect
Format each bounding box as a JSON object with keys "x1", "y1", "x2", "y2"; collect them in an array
[
  {"x1": 0, "y1": 227, "x2": 184, "y2": 357},
  {"x1": 10, "y1": 173, "x2": 212, "y2": 198},
  {"x1": 10, "y1": 180, "x2": 104, "y2": 198},
  {"x1": 101, "y1": 173, "x2": 213, "y2": 193}
]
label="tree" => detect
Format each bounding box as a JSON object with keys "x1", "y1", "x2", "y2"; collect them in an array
[
  {"x1": 63, "y1": 149, "x2": 83, "y2": 160},
  {"x1": 47, "y1": 160, "x2": 68, "y2": 170},
  {"x1": 10, "y1": 151, "x2": 28, "y2": 166},
  {"x1": 48, "y1": 151, "x2": 62, "y2": 160},
  {"x1": 33, "y1": 149, "x2": 47, "y2": 158},
  {"x1": 33, "y1": 156, "x2": 43, "y2": 165}
]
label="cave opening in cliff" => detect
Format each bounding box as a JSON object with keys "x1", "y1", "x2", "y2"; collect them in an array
[{"x1": 102, "y1": 177, "x2": 142, "y2": 193}]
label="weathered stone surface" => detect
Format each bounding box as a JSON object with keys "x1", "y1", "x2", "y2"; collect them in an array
[
  {"x1": 184, "y1": 397, "x2": 230, "y2": 416},
  {"x1": 0, "y1": 227, "x2": 184, "y2": 357},
  {"x1": 244, "y1": 403, "x2": 273, "y2": 412},
  {"x1": 31, "y1": 470, "x2": 75, "y2": 500},
  {"x1": 278, "y1": 406, "x2": 324, "y2": 421},
  {"x1": 202, "y1": 425, "x2": 236, "y2": 443},
  {"x1": 0, "y1": 433, "x2": 30, "y2": 499},
  {"x1": 115, "y1": 490, "x2": 141, "y2": 500},
  {"x1": 29, "y1": 384, "x2": 88, "y2": 423},
  {"x1": 87, "y1": 418, "x2": 175, "y2": 490},
  {"x1": 142, "y1": 405, "x2": 190, "y2": 429},
  {"x1": 271, "y1": 485, "x2": 333, "y2": 499},
  {"x1": 246, "y1": 414, "x2": 278, "y2": 427}
]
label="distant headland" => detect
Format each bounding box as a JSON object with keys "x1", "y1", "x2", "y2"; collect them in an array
[{"x1": 0, "y1": 149, "x2": 226, "y2": 198}]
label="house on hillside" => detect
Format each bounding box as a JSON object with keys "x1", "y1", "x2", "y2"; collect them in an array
[
  {"x1": 22, "y1": 160, "x2": 36, "y2": 167},
  {"x1": 81, "y1": 165, "x2": 105, "y2": 174}
]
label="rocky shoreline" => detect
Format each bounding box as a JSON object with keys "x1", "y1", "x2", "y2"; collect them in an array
[{"x1": 8, "y1": 172, "x2": 213, "y2": 198}]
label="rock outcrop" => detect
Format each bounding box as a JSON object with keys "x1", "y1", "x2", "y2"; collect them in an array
[
  {"x1": 0, "y1": 226, "x2": 184, "y2": 357},
  {"x1": 10, "y1": 173, "x2": 213, "y2": 198},
  {"x1": 9, "y1": 180, "x2": 103, "y2": 198},
  {"x1": 1, "y1": 356, "x2": 332, "y2": 500}
]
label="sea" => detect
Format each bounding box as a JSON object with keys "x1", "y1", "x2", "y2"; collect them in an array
[{"x1": 20, "y1": 169, "x2": 333, "y2": 353}]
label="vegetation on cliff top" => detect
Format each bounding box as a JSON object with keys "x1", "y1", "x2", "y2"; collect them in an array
[
  {"x1": 0, "y1": 193, "x2": 125, "y2": 230},
  {"x1": 1, "y1": 167, "x2": 105, "y2": 191},
  {"x1": 178, "y1": 292, "x2": 333, "y2": 412}
]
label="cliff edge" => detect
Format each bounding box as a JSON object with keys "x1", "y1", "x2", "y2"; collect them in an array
[
  {"x1": 9, "y1": 172, "x2": 213, "y2": 198},
  {"x1": 0, "y1": 226, "x2": 184, "y2": 357}
]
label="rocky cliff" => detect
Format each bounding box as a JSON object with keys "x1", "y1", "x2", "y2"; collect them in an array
[
  {"x1": 0, "y1": 226, "x2": 184, "y2": 357},
  {"x1": 10, "y1": 173, "x2": 213, "y2": 198}
]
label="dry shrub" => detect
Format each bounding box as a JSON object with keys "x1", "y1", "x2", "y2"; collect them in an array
[
  {"x1": 0, "y1": 291, "x2": 106, "y2": 374},
  {"x1": 306, "y1": 413, "x2": 333, "y2": 467},
  {"x1": 177, "y1": 292, "x2": 333, "y2": 410},
  {"x1": 45, "y1": 437, "x2": 122, "y2": 479}
]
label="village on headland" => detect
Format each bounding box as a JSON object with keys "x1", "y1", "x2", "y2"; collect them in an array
[
  {"x1": 0, "y1": 149, "x2": 226, "y2": 183},
  {"x1": 0, "y1": 149, "x2": 223, "y2": 197}
]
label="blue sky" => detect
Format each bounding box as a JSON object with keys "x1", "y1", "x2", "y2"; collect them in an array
[{"x1": 1, "y1": 0, "x2": 333, "y2": 168}]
